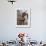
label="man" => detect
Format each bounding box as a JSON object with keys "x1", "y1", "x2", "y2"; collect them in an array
[{"x1": 22, "y1": 12, "x2": 28, "y2": 25}]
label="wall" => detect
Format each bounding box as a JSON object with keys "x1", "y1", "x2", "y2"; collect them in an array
[{"x1": 0, "y1": 0, "x2": 46, "y2": 42}]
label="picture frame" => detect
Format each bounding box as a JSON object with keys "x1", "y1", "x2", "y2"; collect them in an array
[{"x1": 16, "y1": 8, "x2": 31, "y2": 28}]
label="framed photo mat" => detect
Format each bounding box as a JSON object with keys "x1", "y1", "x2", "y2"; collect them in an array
[{"x1": 16, "y1": 8, "x2": 31, "y2": 28}]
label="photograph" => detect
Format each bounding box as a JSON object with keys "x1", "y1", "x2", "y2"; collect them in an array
[
  {"x1": 0, "y1": 0, "x2": 46, "y2": 46},
  {"x1": 16, "y1": 8, "x2": 31, "y2": 27}
]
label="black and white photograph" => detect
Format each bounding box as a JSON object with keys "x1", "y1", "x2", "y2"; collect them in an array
[{"x1": 16, "y1": 8, "x2": 31, "y2": 27}]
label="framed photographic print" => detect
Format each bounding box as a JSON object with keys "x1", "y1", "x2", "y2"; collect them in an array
[{"x1": 16, "y1": 8, "x2": 31, "y2": 28}]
